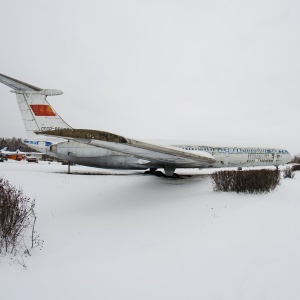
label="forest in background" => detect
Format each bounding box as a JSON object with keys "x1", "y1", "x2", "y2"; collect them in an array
[{"x1": 0, "y1": 137, "x2": 34, "y2": 152}]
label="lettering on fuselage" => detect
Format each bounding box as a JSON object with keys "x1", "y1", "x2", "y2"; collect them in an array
[
  {"x1": 40, "y1": 126, "x2": 68, "y2": 131},
  {"x1": 178, "y1": 146, "x2": 289, "y2": 155}
]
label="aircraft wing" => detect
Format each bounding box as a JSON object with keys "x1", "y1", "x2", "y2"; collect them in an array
[{"x1": 37, "y1": 129, "x2": 215, "y2": 167}]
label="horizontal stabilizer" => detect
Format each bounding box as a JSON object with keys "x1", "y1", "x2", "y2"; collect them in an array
[
  {"x1": 0, "y1": 73, "x2": 42, "y2": 91},
  {"x1": 11, "y1": 89, "x2": 63, "y2": 96}
]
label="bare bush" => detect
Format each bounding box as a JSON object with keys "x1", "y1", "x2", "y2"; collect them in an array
[
  {"x1": 291, "y1": 155, "x2": 300, "y2": 164},
  {"x1": 211, "y1": 168, "x2": 280, "y2": 194},
  {"x1": 292, "y1": 164, "x2": 300, "y2": 172},
  {"x1": 283, "y1": 167, "x2": 295, "y2": 179},
  {"x1": 0, "y1": 177, "x2": 42, "y2": 266}
]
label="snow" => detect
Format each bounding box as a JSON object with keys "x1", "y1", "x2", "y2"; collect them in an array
[{"x1": 1, "y1": 161, "x2": 300, "y2": 300}]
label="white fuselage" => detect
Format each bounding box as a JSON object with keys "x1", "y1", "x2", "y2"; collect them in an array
[{"x1": 23, "y1": 137, "x2": 292, "y2": 170}]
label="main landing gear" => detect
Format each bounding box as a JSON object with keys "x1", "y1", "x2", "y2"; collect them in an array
[{"x1": 144, "y1": 167, "x2": 178, "y2": 178}]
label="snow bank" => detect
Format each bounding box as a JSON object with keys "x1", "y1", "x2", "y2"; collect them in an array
[{"x1": 0, "y1": 161, "x2": 300, "y2": 300}]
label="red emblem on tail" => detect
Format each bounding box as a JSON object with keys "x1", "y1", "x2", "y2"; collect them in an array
[{"x1": 30, "y1": 105, "x2": 56, "y2": 116}]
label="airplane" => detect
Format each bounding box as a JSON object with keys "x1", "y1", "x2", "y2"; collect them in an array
[
  {"x1": 0, "y1": 73, "x2": 292, "y2": 176},
  {"x1": 0, "y1": 147, "x2": 24, "y2": 161},
  {"x1": 0, "y1": 146, "x2": 44, "y2": 162}
]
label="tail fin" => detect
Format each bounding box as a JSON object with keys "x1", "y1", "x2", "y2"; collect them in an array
[{"x1": 0, "y1": 73, "x2": 72, "y2": 137}]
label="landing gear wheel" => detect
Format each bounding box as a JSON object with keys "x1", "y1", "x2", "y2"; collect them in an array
[
  {"x1": 144, "y1": 168, "x2": 158, "y2": 175},
  {"x1": 154, "y1": 171, "x2": 165, "y2": 177}
]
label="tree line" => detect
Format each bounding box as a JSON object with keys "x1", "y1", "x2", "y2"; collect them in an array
[{"x1": 0, "y1": 137, "x2": 34, "y2": 152}]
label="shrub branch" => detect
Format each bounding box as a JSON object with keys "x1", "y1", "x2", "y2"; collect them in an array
[
  {"x1": 0, "y1": 177, "x2": 43, "y2": 266},
  {"x1": 211, "y1": 168, "x2": 281, "y2": 194}
]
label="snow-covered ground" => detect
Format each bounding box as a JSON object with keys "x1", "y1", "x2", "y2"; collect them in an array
[{"x1": 0, "y1": 160, "x2": 300, "y2": 300}]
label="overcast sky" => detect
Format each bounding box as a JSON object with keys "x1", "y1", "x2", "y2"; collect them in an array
[{"x1": 0, "y1": 0, "x2": 299, "y2": 154}]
